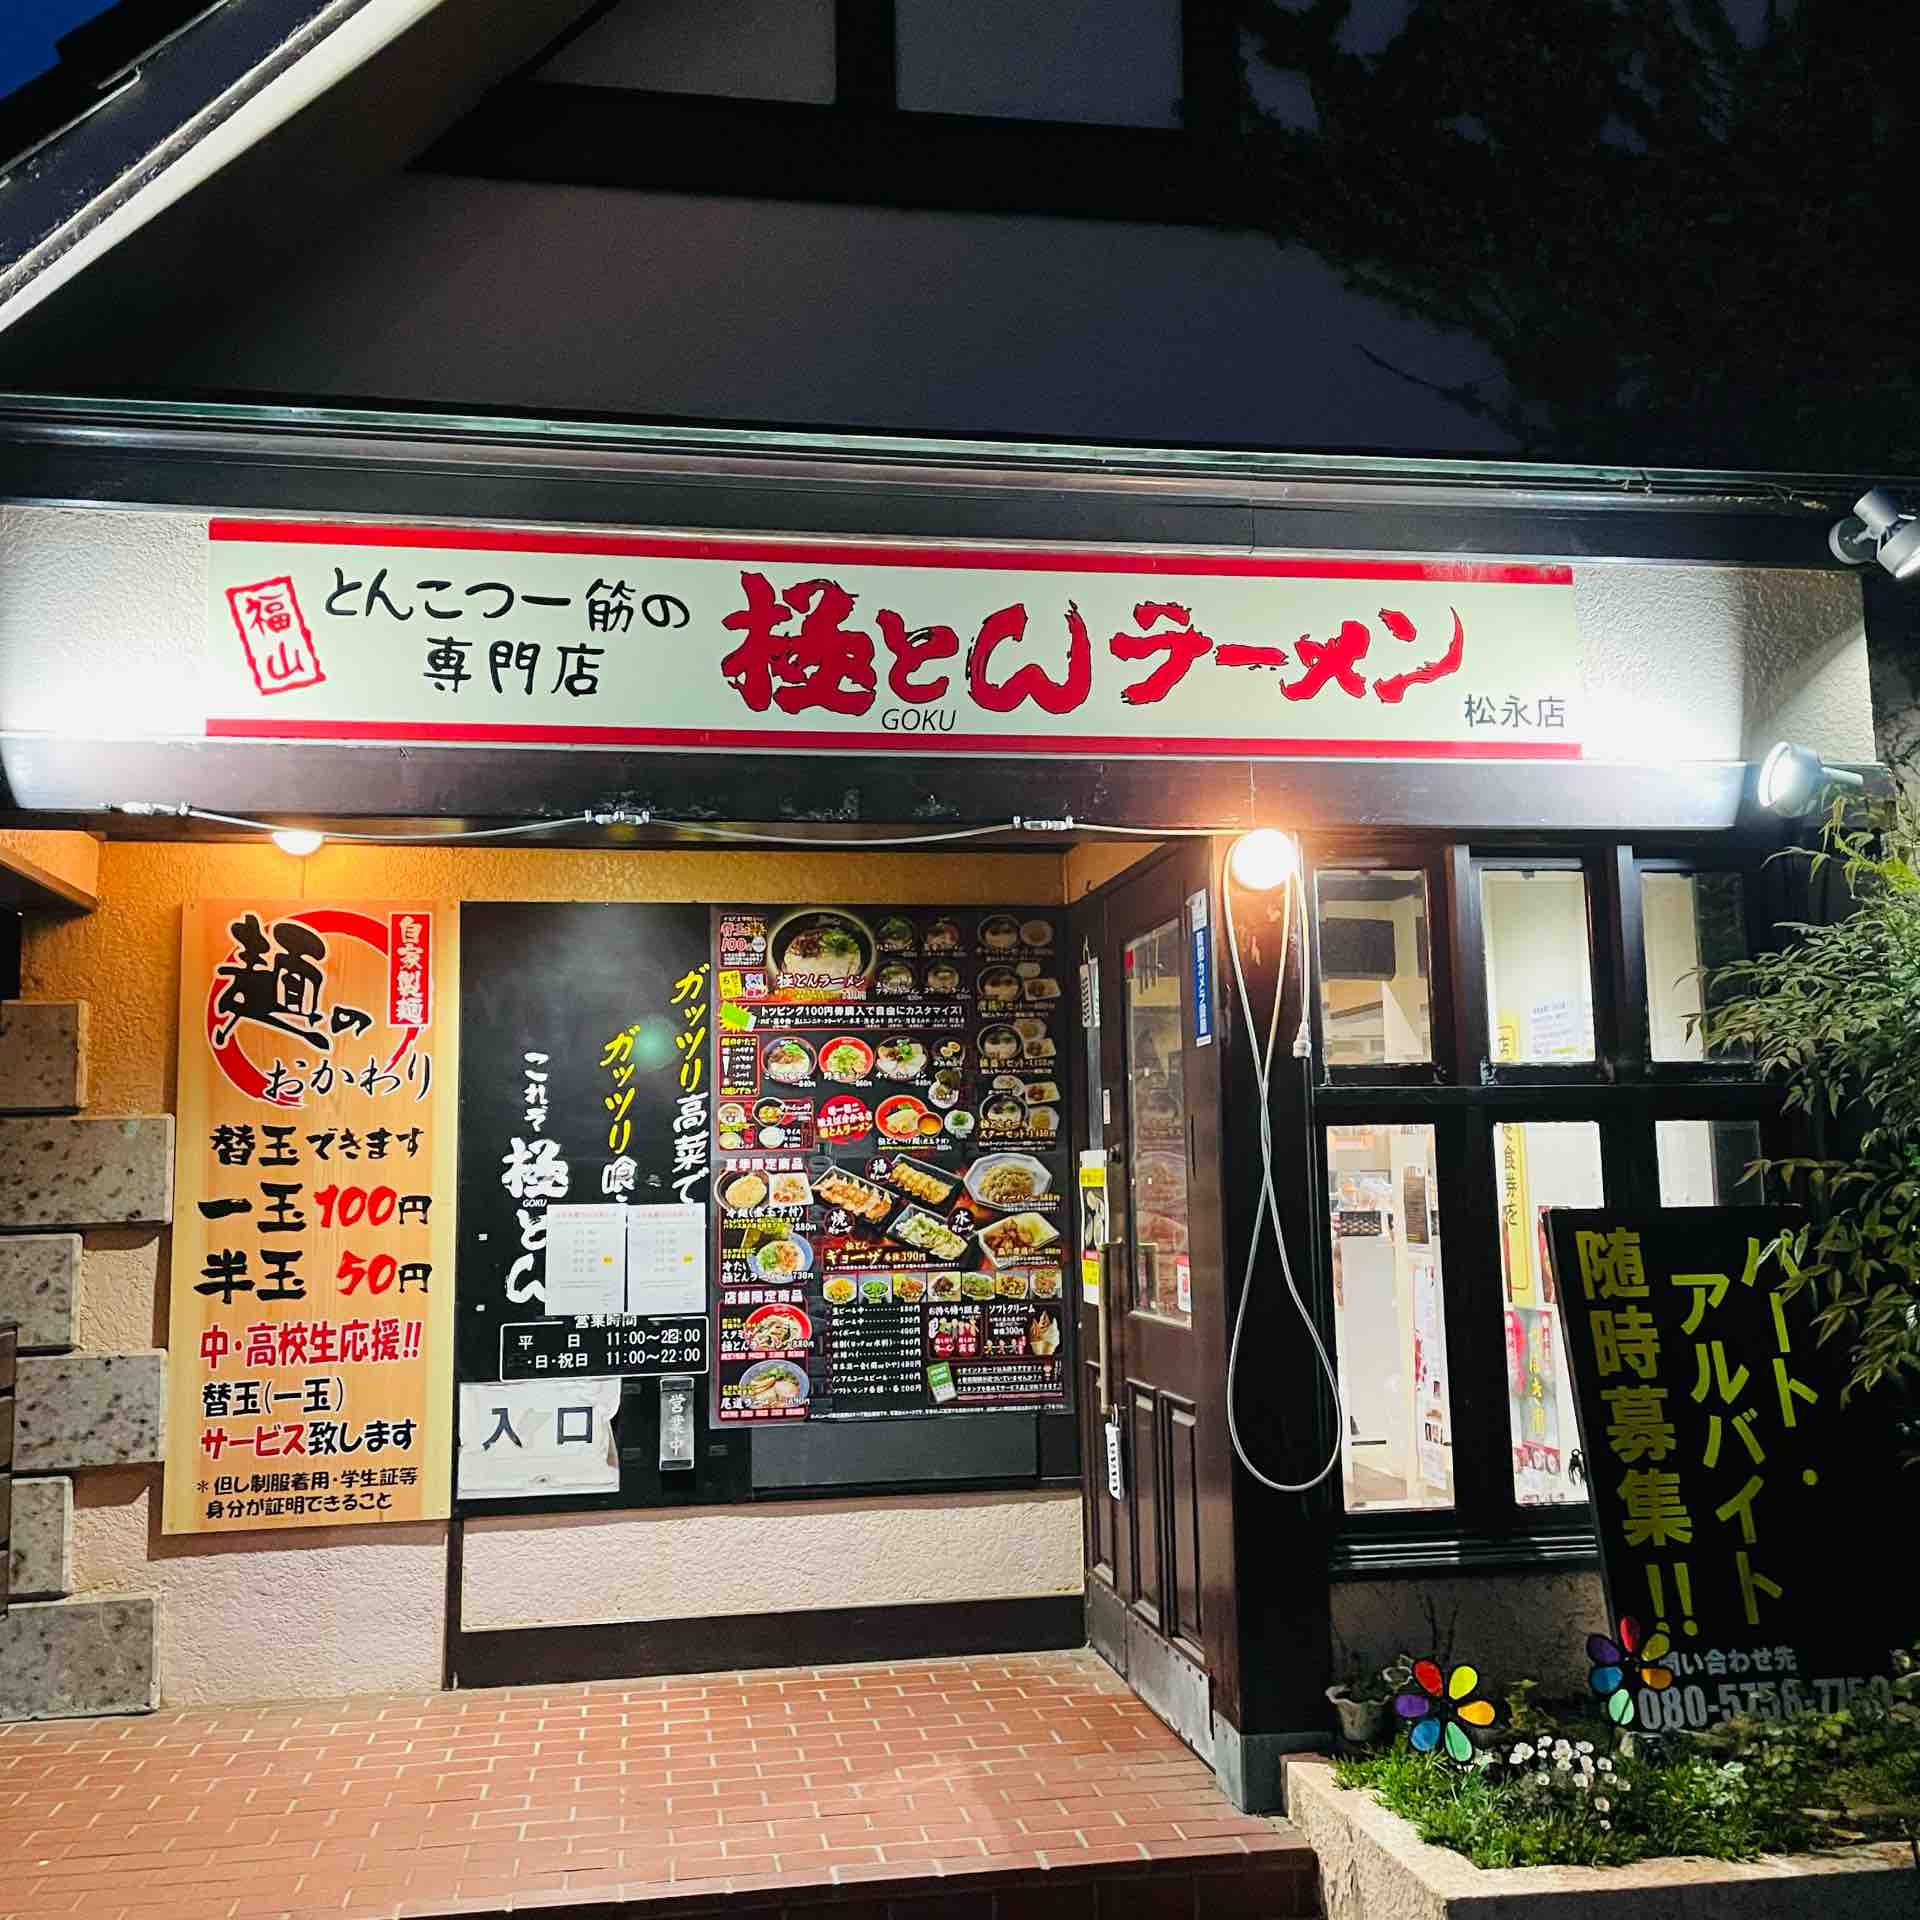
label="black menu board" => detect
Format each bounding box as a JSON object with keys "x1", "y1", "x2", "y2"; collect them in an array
[
  {"x1": 455, "y1": 903, "x2": 729, "y2": 1516},
  {"x1": 711, "y1": 906, "x2": 1073, "y2": 1425}
]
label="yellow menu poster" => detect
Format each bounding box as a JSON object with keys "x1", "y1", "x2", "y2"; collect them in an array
[
  {"x1": 1494, "y1": 1014, "x2": 1535, "y2": 1306},
  {"x1": 164, "y1": 900, "x2": 457, "y2": 1533}
]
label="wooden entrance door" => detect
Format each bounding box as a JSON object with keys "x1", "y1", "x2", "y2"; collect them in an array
[{"x1": 1078, "y1": 844, "x2": 1229, "y2": 1761}]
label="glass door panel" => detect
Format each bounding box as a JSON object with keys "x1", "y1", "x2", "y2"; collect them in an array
[{"x1": 1125, "y1": 917, "x2": 1191, "y2": 1325}]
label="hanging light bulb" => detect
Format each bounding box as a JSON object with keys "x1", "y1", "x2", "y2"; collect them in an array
[
  {"x1": 1228, "y1": 829, "x2": 1299, "y2": 892},
  {"x1": 270, "y1": 828, "x2": 324, "y2": 857}
]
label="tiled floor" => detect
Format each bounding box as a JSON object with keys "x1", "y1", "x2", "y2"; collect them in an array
[{"x1": 0, "y1": 1649, "x2": 1318, "y2": 1920}]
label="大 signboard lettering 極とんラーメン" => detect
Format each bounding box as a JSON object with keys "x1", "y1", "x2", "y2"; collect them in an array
[{"x1": 206, "y1": 521, "x2": 1582, "y2": 760}]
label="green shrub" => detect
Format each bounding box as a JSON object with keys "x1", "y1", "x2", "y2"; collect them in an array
[
  {"x1": 1701, "y1": 781, "x2": 1920, "y2": 1423},
  {"x1": 1335, "y1": 1686, "x2": 1920, "y2": 1870}
]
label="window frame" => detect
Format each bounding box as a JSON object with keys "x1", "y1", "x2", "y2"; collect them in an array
[
  {"x1": 1303, "y1": 841, "x2": 1456, "y2": 1088},
  {"x1": 1632, "y1": 855, "x2": 1778, "y2": 1084},
  {"x1": 1305, "y1": 834, "x2": 1790, "y2": 1577},
  {"x1": 435, "y1": 0, "x2": 1244, "y2": 226}
]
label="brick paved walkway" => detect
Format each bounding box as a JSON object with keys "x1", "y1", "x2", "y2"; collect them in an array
[{"x1": 0, "y1": 1650, "x2": 1317, "y2": 1919}]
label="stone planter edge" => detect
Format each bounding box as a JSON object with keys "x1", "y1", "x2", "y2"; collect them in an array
[{"x1": 1284, "y1": 1757, "x2": 1913, "y2": 1919}]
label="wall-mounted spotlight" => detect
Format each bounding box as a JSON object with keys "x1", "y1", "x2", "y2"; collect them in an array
[
  {"x1": 1227, "y1": 828, "x2": 1301, "y2": 891},
  {"x1": 270, "y1": 828, "x2": 325, "y2": 857},
  {"x1": 1829, "y1": 489, "x2": 1920, "y2": 582},
  {"x1": 1757, "y1": 742, "x2": 1866, "y2": 817}
]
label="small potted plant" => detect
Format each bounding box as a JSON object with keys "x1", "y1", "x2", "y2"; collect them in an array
[{"x1": 1326, "y1": 1662, "x2": 1396, "y2": 1750}]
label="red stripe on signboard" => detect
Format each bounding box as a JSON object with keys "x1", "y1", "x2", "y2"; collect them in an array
[
  {"x1": 207, "y1": 518, "x2": 1573, "y2": 588},
  {"x1": 205, "y1": 715, "x2": 1583, "y2": 759}
]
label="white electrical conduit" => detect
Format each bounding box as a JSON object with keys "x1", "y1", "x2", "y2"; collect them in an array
[{"x1": 1221, "y1": 850, "x2": 1345, "y2": 1493}]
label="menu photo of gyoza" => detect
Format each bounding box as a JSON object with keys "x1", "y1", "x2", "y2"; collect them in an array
[{"x1": 710, "y1": 907, "x2": 1071, "y2": 1423}]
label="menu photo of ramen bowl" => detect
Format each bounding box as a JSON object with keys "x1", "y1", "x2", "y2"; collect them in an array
[
  {"x1": 735, "y1": 1359, "x2": 810, "y2": 1411},
  {"x1": 818, "y1": 1035, "x2": 876, "y2": 1085},
  {"x1": 752, "y1": 1234, "x2": 814, "y2": 1280},
  {"x1": 741, "y1": 1303, "x2": 813, "y2": 1353},
  {"x1": 762, "y1": 1036, "x2": 816, "y2": 1085},
  {"x1": 766, "y1": 908, "x2": 875, "y2": 990}
]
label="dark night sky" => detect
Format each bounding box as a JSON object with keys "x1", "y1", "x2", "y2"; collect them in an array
[{"x1": 0, "y1": 0, "x2": 117, "y2": 101}]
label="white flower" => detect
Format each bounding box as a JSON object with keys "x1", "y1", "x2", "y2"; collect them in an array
[
  {"x1": 1535, "y1": 1772, "x2": 1550, "y2": 1786},
  {"x1": 1576, "y1": 1741, "x2": 1594, "y2": 1755},
  {"x1": 1617, "y1": 1779, "x2": 1632, "y2": 1794},
  {"x1": 1597, "y1": 1758, "x2": 1614, "y2": 1773},
  {"x1": 1577, "y1": 1773, "x2": 1593, "y2": 1791},
  {"x1": 1553, "y1": 1738, "x2": 1572, "y2": 1758},
  {"x1": 1578, "y1": 1755, "x2": 1595, "y2": 1774},
  {"x1": 1595, "y1": 1796, "x2": 1611, "y2": 1813},
  {"x1": 1509, "y1": 1742, "x2": 1535, "y2": 1764},
  {"x1": 1600, "y1": 1818, "x2": 1612, "y2": 1831},
  {"x1": 1555, "y1": 1757, "x2": 1572, "y2": 1772}
]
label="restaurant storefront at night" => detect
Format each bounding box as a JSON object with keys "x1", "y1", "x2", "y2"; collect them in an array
[{"x1": 0, "y1": 398, "x2": 1881, "y2": 1812}]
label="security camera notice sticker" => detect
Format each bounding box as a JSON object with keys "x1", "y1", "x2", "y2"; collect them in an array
[{"x1": 1188, "y1": 888, "x2": 1214, "y2": 1047}]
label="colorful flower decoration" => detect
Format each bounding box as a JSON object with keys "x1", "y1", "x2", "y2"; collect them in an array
[
  {"x1": 1587, "y1": 1616, "x2": 1675, "y2": 1727},
  {"x1": 1391, "y1": 1657, "x2": 1497, "y2": 1761}
]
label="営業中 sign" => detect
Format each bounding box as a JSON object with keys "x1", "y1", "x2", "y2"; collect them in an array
[
  {"x1": 206, "y1": 520, "x2": 1583, "y2": 762},
  {"x1": 165, "y1": 900, "x2": 457, "y2": 1533},
  {"x1": 1549, "y1": 1207, "x2": 1907, "y2": 1728}
]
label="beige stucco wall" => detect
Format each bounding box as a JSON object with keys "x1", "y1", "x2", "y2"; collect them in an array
[
  {"x1": 463, "y1": 1490, "x2": 1085, "y2": 1630},
  {"x1": 23, "y1": 838, "x2": 1082, "y2": 1705}
]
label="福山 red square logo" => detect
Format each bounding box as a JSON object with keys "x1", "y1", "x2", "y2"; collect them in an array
[{"x1": 226, "y1": 576, "x2": 324, "y2": 695}]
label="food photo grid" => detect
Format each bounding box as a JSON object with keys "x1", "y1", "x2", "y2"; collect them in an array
[{"x1": 710, "y1": 907, "x2": 1072, "y2": 1423}]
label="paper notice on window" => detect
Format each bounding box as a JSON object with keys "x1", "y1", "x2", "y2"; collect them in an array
[
  {"x1": 1528, "y1": 994, "x2": 1594, "y2": 1060},
  {"x1": 625, "y1": 1204, "x2": 707, "y2": 1316},
  {"x1": 542, "y1": 1204, "x2": 628, "y2": 1317}
]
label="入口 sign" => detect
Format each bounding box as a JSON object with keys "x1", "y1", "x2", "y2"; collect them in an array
[{"x1": 207, "y1": 520, "x2": 1583, "y2": 761}]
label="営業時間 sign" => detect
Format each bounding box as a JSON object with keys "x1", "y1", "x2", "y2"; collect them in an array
[
  {"x1": 165, "y1": 901, "x2": 457, "y2": 1533},
  {"x1": 205, "y1": 520, "x2": 1581, "y2": 761},
  {"x1": 1549, "y1": 1208, "x2": 1907, "y2": 1728}
]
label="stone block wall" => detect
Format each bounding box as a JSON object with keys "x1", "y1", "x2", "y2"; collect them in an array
[{"x1": 0, "y1": 1001, "x2": 168, "y2": 1718}]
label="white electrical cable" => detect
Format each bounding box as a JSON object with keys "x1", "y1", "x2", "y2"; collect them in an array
[
  {"x1": 1221, "y1": 850, "x2": 1345, "y2": 1494},
  {"x1": 638, "y1": 821, "x2": 1024, "y2": 849},
  {"x1": 168, "y1": 807, "x2": 605, "y2": 844},
  {"x1": 114, "y1": 804, "x2": 1231, "y2": 851}
]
